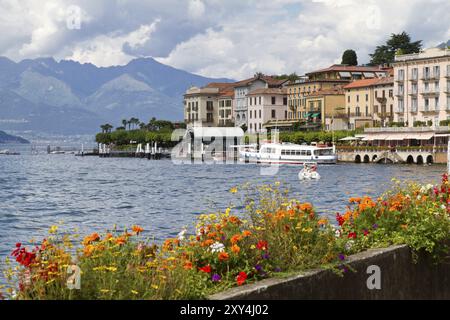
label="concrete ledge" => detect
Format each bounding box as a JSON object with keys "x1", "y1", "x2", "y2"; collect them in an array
[{"x1": 209, "y1": 245, "x2": 450, "y2": 300}]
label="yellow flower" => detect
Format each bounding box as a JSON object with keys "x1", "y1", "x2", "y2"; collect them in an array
[
  {"x1": 151, "y1": 285, "x2": 159, "y2": 290},
  {"x1": 100, "y1": 289, "x2": 110, "y2": 293},
  {"x1": 230, "y1": 187, "x2": 238, "y2": 194},
  {"x1": 302, "y1": 227, "x2": 313, "y2": 233},
  {"x1": 250, "y1": 245, "x2": 256, "y2": 250},
  {"x1": 49, "y1": 225, "x2": 58, "y2": 234},
  {"x1": 225, "y1": 207, "x2": 231, "y2": 216},
  {"x1": 131, "y1": 290, "x2": 139, "y2": 295},
  {"x1": 293, "y1": 245, "x2": 298, "y2": 251}
]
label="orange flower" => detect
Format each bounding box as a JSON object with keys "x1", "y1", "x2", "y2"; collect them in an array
[
  {"x1": 218, "y1": 252, "x2": 229, "y2": 261},
  {"x1": 298, "y1": 203, "x2": 313, "y2": 212},
  {"x1": 231, "y1": 244, "x2": 241, "y2": 254},
  {"x1": 228, "y1": 216, "x2": 241, "y2": 225},
  {"x1": 115, "y1": 236, "x2": 127, "y2": 245},
  {"x1": 83, "y1": 233, "x2": 100, "y2": 246},
  {"x1": 242, "y1": 230, "x2": 252, "y2": 238},
  {"x1": 105, "y1": 233, "x2": 113, "y2": 240},
  {"x1": 83, "y1": 244, "x2": 95, "y2": 256},
  {"x1": 230, "y1": 234, "x2": 242, "y2": 244},
  {"x1": 318, "y1": 218, "x2": 328, "y2": 226},
  {"x1": 349, "y1": 197, "x2": 362, "y2": 204},
  {"x1": 207, "y1": 232, "x2": 217, "y2": 239},
  {"x1": 132, "y1": 225, "x2": 144, "y2": 235},
  {"x1": 202, "y1": 239, "x2": 214, "y2": 247},
  {"x1": 183, "y1": 261, "x2": 193, "y2": 270}
]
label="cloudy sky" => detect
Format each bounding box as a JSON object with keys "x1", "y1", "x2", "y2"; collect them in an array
[{"x1": 1, "y1": 0, "x2": 449, "y2": 79}]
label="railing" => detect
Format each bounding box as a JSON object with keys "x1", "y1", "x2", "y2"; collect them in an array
[
  {"x1": 421, "y1": 73, "x2": 440, "y2": 81},
  {"x1": 364, "y1": 127, "x2": 441, "y2": 133},
  {"x1": 394, "y1": 49, "x2": 450, "y2": 62}
]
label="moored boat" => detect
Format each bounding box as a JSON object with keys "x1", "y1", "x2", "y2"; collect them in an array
[{"x1": 239, "y1": 142, "x2": 337, "y2": 164}]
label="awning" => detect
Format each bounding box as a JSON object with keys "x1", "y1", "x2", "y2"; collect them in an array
[
  {"x1": 362, "y1": 132, "x2": 435, "y2": 141},
  {"x1": 340, "y1": 136, "x2": 361, "y2": 141},
  {"x1": 339, "y1": 72, "x2": 351, "y2": 78},
  {"x1": 311, "y1": 113, "x2": 321, "y2": 118},
  {"x1": 403, "y1": 133, "x2": 434, "y2": 140},
  {"x1": 363, "y1": 72, "x2": 375, "y2": 78},
  {"x1": 362, "y1": 134, "x2": 388, "y2": 141}
]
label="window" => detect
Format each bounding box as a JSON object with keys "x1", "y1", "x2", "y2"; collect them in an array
[
  {"x1": 259, "y1": 97, "x2": 261, "y2": 105},
  {"x1": 283, "y1": 97, "x2": 287, "y2": 105},
  {"x1": 356, "y1": 106, "x2": 360, "y2": 117},
  {"x1": 375, "y1": 91, "x2": 378, "y2": 98},
  {"x1": 435, "y1": 97, "x2": 439, "y2": 109},
  {"x1": 425, "y1": 98, "x2": 429, "y2": 110},
  {"x1": 365, "y1": 106, "x2": 369, "y2": 116},
  {"x1": 365, "y1": 94, "x2": 368, "y2": 102},
  {"x1": 412, "y1": 98, "x2": 418, "y2": 112},
  {"x1": 356, "y1": 95, "x2": 359, "y2": 103},
  {"x1": 271, "y1": 96, "x2": 276, "y2": 105},
  {"x1": 259, "y1": 110, "x2": 261, "y2": 118},
  {"x1": 398, "y1": 69, "x2": 404, "y2": 81},
  {"x1": 271, "y1": 110, "x2": 276, "y2": 118},
  {"x1": 434, "y1": 66, "x2": 440, "y2": 77},
  {"x1": 250, "y1": 123, "x2": 252, "y2": 130},
  {"x1": 206, "y1": 101, "x2": 214, "y2": 111},
  {"x1": 285, "y1": 111, "x2": 287, "y2": 119},
  {"x1": 347, "y1": 95, "x2": 350, "y2": 103},
  {"x1": 207, "y1": 113, "x2": 213, "y2": 122},
  {"x1": 412, "y1": 68, "x2": 418, "y2": 80}
]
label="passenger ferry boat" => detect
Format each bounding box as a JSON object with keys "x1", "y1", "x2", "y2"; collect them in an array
[{"x1": 239, "y1": 142, "x2": 337, "y2": 164}]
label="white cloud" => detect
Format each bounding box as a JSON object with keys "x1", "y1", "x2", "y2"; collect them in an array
[
  {"x1": 0, "y1": 0, "x2": 448, "y2": 79},
  {"x1": 157, "y1": 0, "x2": 450, "y2": 79},
  {"x1": 67, "y1": 20, "x2": 160, "y2": 66},
  {"x1": 188, "y1": 0, "x2": 206, "y2": 19}
]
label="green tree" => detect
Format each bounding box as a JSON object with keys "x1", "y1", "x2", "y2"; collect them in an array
[
  {"x1": 341, "y1": 49, "x2": 358, "y2": 66},
  {"x1": 122, "y1": 119, "x2": 128, "y2": 131},
  {"x1": 369, "y1": 32, "x2": 422, "y2": 65}
]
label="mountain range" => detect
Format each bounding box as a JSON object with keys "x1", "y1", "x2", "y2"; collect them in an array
[
  {"x1": 0, "y1": 130, "x2": 29, "y2": 144},
  {"x1": 0, "y1": 57, "x2": 232, "y2": 134}
]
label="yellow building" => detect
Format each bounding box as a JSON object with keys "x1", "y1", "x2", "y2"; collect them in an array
[
  {"x1": 343, "y1": 76, "x2": 394, "y2": 129},
  {"x1": 286, "y1": 65, "x2": 389, "y2": 130}
]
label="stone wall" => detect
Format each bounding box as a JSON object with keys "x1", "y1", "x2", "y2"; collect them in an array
[{"x1": 209, "y1": 245, "x2": 450, "y2": 300}]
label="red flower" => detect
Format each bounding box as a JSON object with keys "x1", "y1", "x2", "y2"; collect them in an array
[
  {"x1": 199, "y1": 265, "x2": 212, "y2": 273},
  {"x1": 256, "y1": 240, "x2": 268, "y2": 250},
  {"x1": 363, "y1": 230, "x2": 369, "y2": 236},
  {"x1": 348, "y1": 232, "x2": 357, "y2": 239},
  {"x1": 11, "y1": 244, "x2": 36, "y2": 268},
  {"x1": 336, "y1": 213, "x2": 345, "y2": 226},
  {"x1": 236, "y1": 272, "x2": 247, "y2": 286}
]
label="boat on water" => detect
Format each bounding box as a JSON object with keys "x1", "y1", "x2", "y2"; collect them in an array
[
  {"x1": 299, "y1": 162, "x2": 321, "y2": 180},
  {"x1": 0, "y1": 149, "x2": 20, "y2": 155},
  {"x1": 238, "y1": 142, "x2": 337, "y2": 165}
]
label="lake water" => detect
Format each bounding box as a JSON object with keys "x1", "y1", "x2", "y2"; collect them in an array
[{"x1": 0, "y1": 144, "x2": 445, "y2": 268}]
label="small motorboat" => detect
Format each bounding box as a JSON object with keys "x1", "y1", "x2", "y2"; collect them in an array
[
  {"x1": 299, "y1": 162, "x2": 320, "y2": 180},
  {"x1": 0, "y1": 149, "x2": 20, "y2": 155}
]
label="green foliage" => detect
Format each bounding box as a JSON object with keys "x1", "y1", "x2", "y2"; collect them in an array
[
  {"x1": 341, "y1": 49, "x2": 358, "y2": 66},
  {"x1": 369, "y1": 32, "x2": 422, "y2": 65},
  {"x1": 279, "y1": 130, "x2": 353, "y2": 144}
]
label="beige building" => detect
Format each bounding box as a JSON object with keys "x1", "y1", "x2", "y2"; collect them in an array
[
  {"x1": 286, "y1": 65, "x2": 390, "y2": 129},
  {"x1": 393, "y1": 47, "x2": 450, "y2": 127},
  {"x1": 247, "y1": 88, "x2": 288, "y2": 133},
  {"x1": 218, "y1": 88, "x2": 234, "y2": 126},
  {"x1": 343, "y1": 75, "x2": 394, "y2": 129},
  {"x1": 184, "y1": 83, "x2": 234, "y2": 127}
]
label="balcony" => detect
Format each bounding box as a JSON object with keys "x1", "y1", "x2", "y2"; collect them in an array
[
  {"x1": 394, "y1": 108, "x2": 405, "y2": 114},
  {"x1": 410, "y1": 107, "x2": 418, "y2": 113},
  {"x1": 421, "y1": 106, "x2": 438, "y2": 113},
  {"x1": 421, "y1": 73, "x2": 440, "y2": 81},
  {"x1": 420, "y1": 88, "x2": 440, "y2": 96},
  {"x1": 409, "y1": 74, "x2": 419, "y2": 82}
]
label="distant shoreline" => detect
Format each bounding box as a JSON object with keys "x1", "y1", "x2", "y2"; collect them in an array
[{"x1": 0, "y1": 130, "x2": 30, "y2": 144}]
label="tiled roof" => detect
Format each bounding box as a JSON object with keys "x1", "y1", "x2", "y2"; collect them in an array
[
  {"x1": 247, "y1": 87, "x2": 287, "y2": 96},
  {"x1": 306, "y1": 64, "x2": 386, "y2": 75},
  {"x1": 343, "y1": 76, "x2": 393, "y2": 89},
  {"x1": 203, "y1": 82, "x2": 235, "y2": 89},
  {"x1": 307, "y1": 88, "x2": 345, "y2": 96},
  {"x1": 233, "y1": 75, "x2": 287, "y2": 88}
]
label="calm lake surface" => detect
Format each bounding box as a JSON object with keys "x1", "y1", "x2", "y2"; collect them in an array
[{"x1": 0, "y1": 144, "x2": 444, "y2": 268}]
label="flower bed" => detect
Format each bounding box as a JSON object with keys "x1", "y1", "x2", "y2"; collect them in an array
[{"x1": 2, "y1": 177, "x2": 450, "y2": 300}]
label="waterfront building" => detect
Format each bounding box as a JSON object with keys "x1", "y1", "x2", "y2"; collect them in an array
[
  {"x1": 218, "y1": 87, "x2": 234, "y2": 126},
  {"x1": 343, "y1": 74, "x2": 394, "y2": 129},
  {"x1": 393, "y1": 46, "x2": 450, "y2": 127},
  {"x1": 286, "y1": 65, "x2": 390, "y2": 130},
  {"x1": 233, "y1": 75, "x2": 287, "y2": 128},
  {"x1": 247, "y1": 88, "x2": 288, "y2": 133},
  {"x1": 184, "y1": 82, "x2": 235, "y2": 127}
]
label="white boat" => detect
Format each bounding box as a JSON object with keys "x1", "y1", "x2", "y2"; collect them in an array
[
  {"x1": 239, "y1": 142, "x2": 337, "y2": 165},
  {"x1": 0, "y1": 149, "x2": 20, "y2": 155},
  {"x1": 299, "y1": 162, "x2": 321, "y2": 180}
]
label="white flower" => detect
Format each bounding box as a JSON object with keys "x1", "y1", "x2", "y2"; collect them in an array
[
  {"x1": 441, "y1": 204, "x2": 446, "y2": 210},
  {"x1": 210, "y1": 242, "x2": 225, "y2": 253},
  {"x1": 345, "y1": 240, "x2": 354, "y2": 251},
  {"x1": 177, "y1": 228, "x2": 187, "y2": 241}
]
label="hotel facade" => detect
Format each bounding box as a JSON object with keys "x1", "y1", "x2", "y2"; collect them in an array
[{"x1": 393, "y1": 47, "x2": 450, "y2": 127}]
